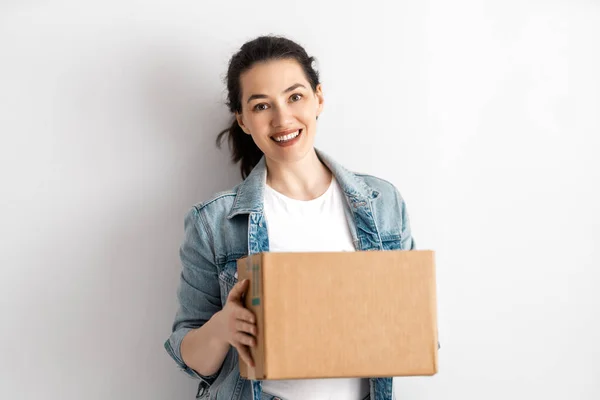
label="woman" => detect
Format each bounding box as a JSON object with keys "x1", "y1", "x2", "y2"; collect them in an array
[{"x1": 164, "y1": 35, "x2": 414, "y2": 400}]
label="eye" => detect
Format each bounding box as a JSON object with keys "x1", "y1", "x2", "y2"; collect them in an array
[
  {"x1": 289, "y1": 93, "x2": 303, "y2": 102},
  {"x1": 253, "y1": 103, "x2": 269, "y2": 112}
]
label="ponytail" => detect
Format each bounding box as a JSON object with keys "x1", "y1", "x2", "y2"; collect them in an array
[{"x1": 216, "y1": 119, "x2": 264, "y2": 180}]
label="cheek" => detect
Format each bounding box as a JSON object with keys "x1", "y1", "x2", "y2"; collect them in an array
[
  {"x1": 296, "y1": 103, "x2": 316, "y2": 121},
  {"x1": 301, "y1": 109, "x2": 317, "y2": 128},
  {"x1": 246, "y1": 114, "x2": 269, "y2": 132}
]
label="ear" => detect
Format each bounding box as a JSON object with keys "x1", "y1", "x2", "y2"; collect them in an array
[
  {"x1": 315, "y1": 84, "x2": 324, "y2": 118},
  {"x1": 235, "y1": 112, "x2": 251, "y2": 135}
]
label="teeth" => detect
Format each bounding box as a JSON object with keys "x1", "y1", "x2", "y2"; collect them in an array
[{"x1": 274, "y1": 130, "x2": 300, "y2": 142}]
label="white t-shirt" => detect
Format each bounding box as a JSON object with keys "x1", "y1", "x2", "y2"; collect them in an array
[{"x1": 261, "y1": 177, "x2": 369, "y2": 400}]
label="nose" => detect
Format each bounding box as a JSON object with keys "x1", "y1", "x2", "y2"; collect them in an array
[{"x1": 271, "y1": 103, "x2": 294, "y2": 128}]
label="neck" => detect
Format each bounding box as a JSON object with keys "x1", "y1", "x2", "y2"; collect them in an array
[{"x1": 265, "y1": 149, "x2": 332, "y2": 201}]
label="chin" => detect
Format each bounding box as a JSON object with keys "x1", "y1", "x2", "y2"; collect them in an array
[{"x1": 266, "y1": 141, "x2": 315, "y2": 165}]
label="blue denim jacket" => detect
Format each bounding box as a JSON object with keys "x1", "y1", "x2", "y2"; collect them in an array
[{"x1": 164, "y1": 149, "x2": 416, "y2": 400}]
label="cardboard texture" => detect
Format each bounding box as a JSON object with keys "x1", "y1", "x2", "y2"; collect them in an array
[{"x1": 236, "y1": 250, "x2": 438, "y2": 380}]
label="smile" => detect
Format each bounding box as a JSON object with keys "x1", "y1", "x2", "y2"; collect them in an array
[{"x1": 272, "y1": 129, "x2": 302, "y2": 143}]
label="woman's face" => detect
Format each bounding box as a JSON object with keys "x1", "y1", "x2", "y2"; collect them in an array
[{"x1": 236, "y1": 58, "x2": 323, "y2": 166}]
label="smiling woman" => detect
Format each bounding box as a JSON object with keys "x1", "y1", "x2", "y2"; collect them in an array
[
  {"x1": 164, "y1": 35, "x2": 414, "y2": 400},
  {"x1": 236, "y1": 60, "x2": 320, "y2": 157}
]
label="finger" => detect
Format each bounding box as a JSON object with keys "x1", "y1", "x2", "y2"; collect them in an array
[
  {"x1": 235, "y1": 320, "x2": 257, "y2": 336},
  {"x1": 227, "y1": 279, "x2": 249, "y2": 302},
  {"x1": 234, "y1": 306, "x2": 256, "y2": 324},
  {"x1": 236, "y1": 344, "x2": 255, "y2": 368},
  {"x1": 235, "y1": 332, "x2": 256, "y2": 347}
]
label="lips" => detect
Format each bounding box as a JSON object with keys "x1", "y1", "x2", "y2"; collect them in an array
[
  {"x1": 271, "y1": 129, "x2": 303, "y2": 143},
  {"x1": 270, "y1": 129, "x2": 303, "y2": 147}
]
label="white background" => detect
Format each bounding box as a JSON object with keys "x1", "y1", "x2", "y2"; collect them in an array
[{"x1": 1, "y1": 1, "x2": 599, "y2": 399}]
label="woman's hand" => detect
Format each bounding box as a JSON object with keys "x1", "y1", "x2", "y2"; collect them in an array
[{"x1": 217, "y1": 279, "x2": 257, "y2": 367}]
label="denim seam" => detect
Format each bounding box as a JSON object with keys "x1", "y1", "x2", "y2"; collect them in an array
[
  {"x1": 195, "y1": 207, "x2": 217, "y2": 265},
  {"x1": 195, "y1": 192, "x2": 237, "y2": 211}
]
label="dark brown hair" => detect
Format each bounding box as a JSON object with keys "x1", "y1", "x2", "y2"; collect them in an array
[{"x1": 216, "y1": 35, "x2": 320, "y2": 179}]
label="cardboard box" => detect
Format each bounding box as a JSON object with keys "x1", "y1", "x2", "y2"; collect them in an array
[{"x1": 236, "y1": 250, "x2": 438, "y2": 380}]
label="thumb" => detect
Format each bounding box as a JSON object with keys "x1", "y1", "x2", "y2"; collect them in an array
[{"x1": 227, "y1": 278, "x2": 249, "y2": 303}]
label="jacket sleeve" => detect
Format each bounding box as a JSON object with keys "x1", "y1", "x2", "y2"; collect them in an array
[
  {"x1": 164, "y1": 206, "x2": 223, "y2": 384},
  {"x1": 395, "y1": 188, "x2": 416, "y2": 251}
]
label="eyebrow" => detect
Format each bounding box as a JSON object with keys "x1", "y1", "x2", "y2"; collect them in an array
[{"x1": 246, "y1": 83, "x2": 307, "y2": 103}]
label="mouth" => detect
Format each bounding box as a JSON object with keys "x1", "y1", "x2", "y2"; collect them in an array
[{"x1": 271, "y1": 129, "x2": 303, "y2": 146}]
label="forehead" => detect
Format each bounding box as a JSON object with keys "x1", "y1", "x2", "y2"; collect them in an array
[{"x1": 240, "y1": 59, "x2": 309, "y2": 98}]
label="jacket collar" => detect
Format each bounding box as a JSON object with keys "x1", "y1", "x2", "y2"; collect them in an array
[{"x1": 227, "y1": 148, "x2": 379, "y2": 219}]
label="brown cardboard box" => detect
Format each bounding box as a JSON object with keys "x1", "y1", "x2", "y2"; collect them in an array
[{"x1": 236, "y1": 250, "x2": 438, "y2": 380}]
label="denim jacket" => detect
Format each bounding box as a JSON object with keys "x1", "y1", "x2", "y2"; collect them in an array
[{"x1": 164, "y1": 149, "x2": 416, "y2": 400}]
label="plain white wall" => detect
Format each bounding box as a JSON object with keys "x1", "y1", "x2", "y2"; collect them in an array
[{"x1": 1, "y1": 1, "x2": 599, "y2": 399}]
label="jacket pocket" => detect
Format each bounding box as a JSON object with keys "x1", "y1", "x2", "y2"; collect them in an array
[
  {"x1": 381, "y1": 235, "x2": 401, "y2": 250},
  {"x1": 218, "y1": 260, "x2": 239, "y2": 304}
]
